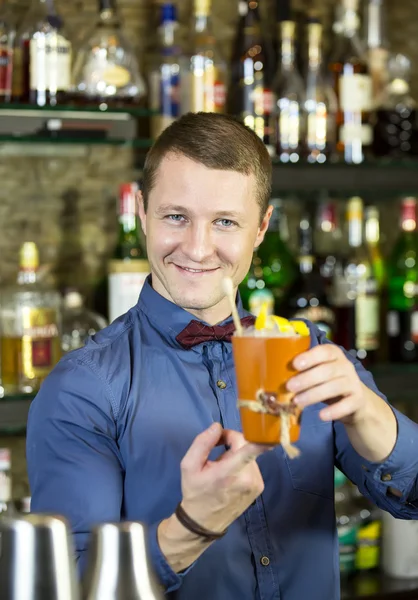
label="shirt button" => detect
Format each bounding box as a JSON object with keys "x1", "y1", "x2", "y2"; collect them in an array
[
  {"x1": 216, "y1": 380, "x2": 227, "y2": 389},
  {"x1": 381, "y1": 473, "x2": 392, "y2": 482},
  {"x1": 260, "y1": 556, "x2": 270, "y2": 567}
]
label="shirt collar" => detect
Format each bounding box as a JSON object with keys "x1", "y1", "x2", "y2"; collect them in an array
[{"x1": 136, "y1": 275, "x2": 250, "y2": 347}]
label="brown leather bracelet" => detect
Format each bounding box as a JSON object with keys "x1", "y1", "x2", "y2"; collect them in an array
[{"x1": 175, "y1": 503, "x2": 228, "y2": 542}]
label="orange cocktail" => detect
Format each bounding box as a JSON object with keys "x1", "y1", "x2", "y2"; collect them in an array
[{"x1": 232, "y1": 330, "x2": 311, "y2": 446}]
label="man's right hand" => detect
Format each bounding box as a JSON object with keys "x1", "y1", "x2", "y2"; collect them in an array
[
  {"x1": 157, "y1": 423, "x2": 270, "y2": 574},
  {"x1": 180, "y1": 422, "x2": 268, "y2": 533}
]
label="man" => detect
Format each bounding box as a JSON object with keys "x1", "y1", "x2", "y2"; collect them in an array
[{"x1": 27, "y1": 113, "x2": 418, "y2": 600}]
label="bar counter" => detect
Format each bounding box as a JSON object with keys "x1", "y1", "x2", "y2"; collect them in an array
[{"x1": 342, "y1": 572, "x2": 418, "y2": 599}]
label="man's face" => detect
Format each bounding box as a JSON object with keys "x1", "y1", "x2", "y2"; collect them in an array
[{"x1": 138, "y1": 153, "x2": 271, "y2": 324}]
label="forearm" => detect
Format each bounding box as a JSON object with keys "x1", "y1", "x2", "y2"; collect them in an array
[
  {"x1": 157, "y1": 513, "x2": 213, "y2": 573},
  {"x1": 344, "y1": 383, "x2": 398, "y2": 463}
]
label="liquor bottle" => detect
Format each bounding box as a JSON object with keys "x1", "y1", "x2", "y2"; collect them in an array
[
  {"x1": 365, "y1": 205, "x2": 387, "y2": 361},
  {"x1": 373, "y1": 54, "x2": 418, "y2": 158},
  {"x1": 108, "y1": 183, "x2": 150, "y2": 322},
  {"x1": 239, "y1": 252, "x2": 275, "y2": 316},
  {"x1": 149, "y1": 3, "x2": 186, "y2": 139},
  {"x1": 15, "y1": 0, "x2": 71, "y2": 106},
  {"x1": 0, "y1": 448, "x2": 13, "y2": 515},
  {"x1": 332, "y1": 197, "x2": 379, "y2": 363},
  {"x1": 364, "y1": 0, "x2": 389, "y2": 104},
  {"x1": 256, "y1": 198, "x2": 297, "y2": 312},
  {"x1": 287, "y1": 209, "x2": 335, "y2": 339},
  {"x1": 273, "y1": 21, "x2": 305, "y2": 162},
  {"x1": 329, "y1": 0, "x2": 373, "y2": 164},
  {"x1": 351, "y1": 485, "x2": 382, "y2": 573},
  {"x1": 0, "y1": 0, "x2": 15, "y2": 103},
  {"x1": 365, "y1": 205, "x2": 386, "y2": 290},
  {"x1": 0, "y1": 242, "x2": 61, "y2": 395},
  {"x1": 335, "y1": 468, "x2": 359, "y2": 577},
  {"x1": 187, "y1": 0, "x2": 227, "y2": 114},
  {"x1": 387, "y1": 198, "x2": 418, "y2": 363},
  {"x1": 314, "y1": 199, "x2": 342, "y2": 297},
  {"x1": 228, "y1": 1, "x2": 275, "y2": 154},
  {"x1": 71, "y1": 0, "x2": 146, "y2": 107},
  {"x1": 304, "y1": 20, "x2": 337, "y2": 163},
  {"x1": 61, "y1": 290, "x2": 108, "y2": 353}
]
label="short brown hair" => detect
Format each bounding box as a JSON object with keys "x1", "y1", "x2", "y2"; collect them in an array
[{"x1": 141, "y1": 112, "x2": 272, "y2": 219}]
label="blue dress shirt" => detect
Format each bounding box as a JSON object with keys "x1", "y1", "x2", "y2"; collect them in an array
[{"x1": 27, "y1": 276, "x2": 418, "y2": 600}]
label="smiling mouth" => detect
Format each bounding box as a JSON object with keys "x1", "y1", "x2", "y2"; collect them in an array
[{"x1": 174, "y1": 264, "x2": 219, "y2": 274}]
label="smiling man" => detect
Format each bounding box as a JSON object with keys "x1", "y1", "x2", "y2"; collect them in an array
[{"x1": 27, "y1": 113, "x2": 418, "y2": 600}]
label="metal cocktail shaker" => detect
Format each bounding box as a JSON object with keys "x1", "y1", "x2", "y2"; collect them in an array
[
  {"x1": 0, "y1": 513, "x2": 80, "y2": 600},
  {"x1": 82, "y1": 521, "x2": 164, "y2": 600}
]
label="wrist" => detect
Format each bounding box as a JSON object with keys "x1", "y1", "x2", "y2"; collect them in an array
[{"x1": 157, "y1": 512, "x2": 212, "y2": 574}]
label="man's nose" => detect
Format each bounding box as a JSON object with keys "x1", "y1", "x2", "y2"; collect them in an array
[{"x1": 181, "y1": 223, "x2": 215, "y2": 263}]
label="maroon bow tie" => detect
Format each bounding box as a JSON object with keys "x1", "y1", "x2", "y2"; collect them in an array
[{"x1": 176, "y1": 315, "x2": 256, "y2": 349}]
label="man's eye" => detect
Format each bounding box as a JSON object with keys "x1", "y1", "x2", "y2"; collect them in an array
[
  {"x1": 217, "y1": 219, "x2": 235, "y2": 227},
  {"x1": 167, "y1": 214, "x2": 184, "y2": 222}
]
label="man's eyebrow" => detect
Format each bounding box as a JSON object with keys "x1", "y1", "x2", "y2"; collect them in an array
[{"x1": 154, "y1": 204, "x2": 190, "y2": 215}]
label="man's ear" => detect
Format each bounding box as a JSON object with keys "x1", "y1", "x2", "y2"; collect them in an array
[
  {"x1": 136, "y1": 190, "x2": 146, "y2": 236},
  {"x1": 254, "y1": 205, "x2": 273, "y2": 249}
]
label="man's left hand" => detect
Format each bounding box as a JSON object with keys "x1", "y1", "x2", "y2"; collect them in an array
[{"x1": 287, "y1": 344, "x2": 370, "y2": 425}]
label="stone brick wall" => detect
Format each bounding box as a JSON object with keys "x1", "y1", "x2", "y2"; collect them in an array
[{"x1": 1, "y1": 0, "x2": 418, "y2": 497}]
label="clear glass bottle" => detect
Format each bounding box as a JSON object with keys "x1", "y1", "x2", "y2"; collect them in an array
[
  {"x1": 373, "y1": 54, "x2": 418, "y2": 158},
  {"x1": 0, "y1": 0, "x2": 15, "y2": 103},
  {"x1": 186, "y1": 0, "x2": 227, "y2": 114},
  {"x1": 15, "y1": 0, "x2": 71, "y2": 106},
  {"x1": 0, "y1": 242, "x2": 61, "y2": 395},
  {"x1": 228, "y1": 0, "x2": 276, "y2": 154},
  {"x1": 332, "y1": 197, "x2": 380, "y2": 364},
  {"x1": 364, "y1": 0, "x2": 389, "y2": 104},
  {"x1": 329, "y1": 0, "x2": 373, "y2": 164},
  {"x1": 0, "y1": 448, "x2": 13, "y2": 515},
  {"x1": 273, "y1": 20, "x2": 305, "y2": 163},
  {"x1": 71, "y1": 0, "x2": 146, "y2": 107},
  {"x1": 304, "y1": 20, "x2": 337, "y2": 163},
  {"x1": 149, "y1": 3, "x2": 187, "y2": 139},
  {"x1": 61, "y1": 290, "x2": 107, "y2": 353}
]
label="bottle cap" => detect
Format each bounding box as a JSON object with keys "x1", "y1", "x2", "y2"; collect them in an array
[
  {"x1": 161, "y1": 3, "x2": 176, "y2": 23},
  {"x1": 0, "y1": 448, "x2": 11, "y2": 471},
  {"x1": 19, "y1": 242, "x2": 39, "y2": 271}
]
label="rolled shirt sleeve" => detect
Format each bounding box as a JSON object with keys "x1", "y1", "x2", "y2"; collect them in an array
[
  {"x1": 26, "y1": 355, "x2": 189, "y2": 592},
  {"x1": 311, "y1": 325, "x2": 418, "y2": 519}
]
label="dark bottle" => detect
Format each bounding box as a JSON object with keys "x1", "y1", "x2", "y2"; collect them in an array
[
  {"x1": 15, "y1": 0, "x2": 71, "y2": 106},
  {"x1": 387, "y1": 197, "x2": 418, "y2": 362},
  {"x1": 373, "y1": 54, "x2": 418, "y2": 158},
  {"x1": 228, "y1": 1, "x2": 276, "y2": 155},
  {"x1": 108, "y1": 183, "x2": 149, "y2": 322},
  {"x1": 314, "y1": 199, "x2": 342, "y2": 297},
  {"x1": 287, "y1": 209, "x2": 336, "y2": 339},
  {"x1": 0, "y1": 0, "x2": 15, "y2": 103}
]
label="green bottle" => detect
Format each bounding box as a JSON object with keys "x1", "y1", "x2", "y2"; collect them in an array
[
  {"x1": 239, "y1": 252, "x2": 275, "y2": 316},
  {"x1": 387, "y1": 197, "x2": 418, "y2": 362},
  {"x1": 256, "y1": 198, "x2": 297, "y2": 313}
]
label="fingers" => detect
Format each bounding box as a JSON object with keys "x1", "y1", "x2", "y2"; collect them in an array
[
  {"x1": 288, "y1": 362, "x2": 342, "y2": 393},
  {"x1": 293, "y1": 344, "x2": 342, "y2": 371},
  {"x1": 319, "y1": 395, "x2": 361, "y2": 422},
  {"x1": 181, "y1": 423, "x2": 223, "y2": 472},
  {"x1": 218, "y1": 441, "x2": 270, "y2": 476},
  {"x1": 294, "y1": 377, "x2": 350, "y2": 407}
]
